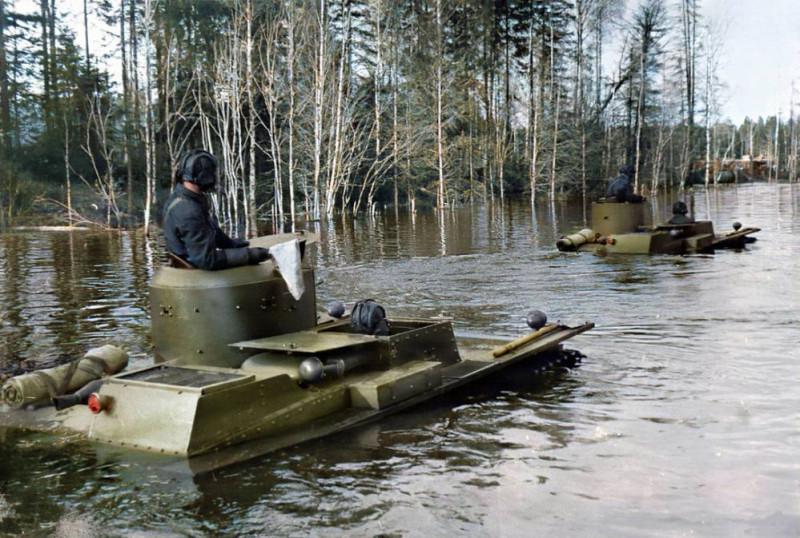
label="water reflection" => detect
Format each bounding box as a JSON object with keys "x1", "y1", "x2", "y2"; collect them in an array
[
  {"x1": 0, "y1": 231, "x2": 155, "y2": 371},
  {"x1": 0, "y1": 184, "x2": 798, "y2": 536}
]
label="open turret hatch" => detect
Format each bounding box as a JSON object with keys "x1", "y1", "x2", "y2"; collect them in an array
[
  {"x1": 230, "y1": 318, "x2": 461, "y2": 367},
  {"x1": 232, "y1": 330, "x2": 378, "y2": 354}
]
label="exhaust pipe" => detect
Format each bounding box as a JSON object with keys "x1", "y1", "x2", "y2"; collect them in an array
[{"x1": 52, "y1": 379, "x2": 104, "y2": 411}]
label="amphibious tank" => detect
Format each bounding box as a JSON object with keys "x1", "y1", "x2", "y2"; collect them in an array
[
  {"x1": 1, "y1": 231, "x2": 593, "y2": 470},
  {"x1": 556, "y1": 201, "x2": 759, "y2": 255}
]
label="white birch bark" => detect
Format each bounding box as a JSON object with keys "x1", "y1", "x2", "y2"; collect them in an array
[
  {"x1": 549, "y1": 90, "x2": 560, "y2": 200},
  {"x1": 142, "y1": 0, "x2": 156, "y2": 236},
  {"x1": 63, "y1": 114, "x2": 72, "y2": 226},
  {"x1": 435, "y1": 0, "x2": 445, "y2": 209},
  {"x1": 245, "y1": 0, "x2": 257, "y2": 236},
  {"x1": 286, "y1": 2, "x2": 296, "y2": 228},
  {"x1": 312, "y1": 0, "x2": 326, "y2": 219},
  {"x1": 704, "y1": 52, "x2": 711, "y2": 187}
]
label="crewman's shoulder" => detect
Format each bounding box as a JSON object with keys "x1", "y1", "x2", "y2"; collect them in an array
[{"x1": 166, "y1": 191, "x2": 204, "y2": 217}]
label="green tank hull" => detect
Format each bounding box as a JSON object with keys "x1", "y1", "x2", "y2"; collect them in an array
[
  {"x1": 84, "y1": 318, "x2": 592, "y2": 459},
  {"x1": 1, "y1": 231, "x2": 594, "y2": 471},
  {"x1": 556, "y1": 202, "x2": 760, "y2": 255}
]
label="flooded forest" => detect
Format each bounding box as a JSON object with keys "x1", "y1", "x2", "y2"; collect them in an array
[
  {"x1": 0, "y1": 0, "x2": 797, "y2": 234},
  {"x1": 1, "y1": 1, "x2": 800, "y2": 536}
]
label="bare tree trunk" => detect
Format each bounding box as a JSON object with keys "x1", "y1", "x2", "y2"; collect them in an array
[
  {"x1": 548, "y1": 18, "x2": 558, "y2": 200},
  {"x1": 496, "y1": 69, "x2": 506, "y2": 203},
  {"x1": 325, "y1": 1, "x2": 351, "y2": 217},
  {"x1": 0, "y1": 0, "x2": 10, "y2": 153},
  {"x1": 373, "y1": 0, "x2": 382, "y2": 159},
  {"x1": 435, "y1": 0, "x2": 445, "y2": 209},
  {"x1": 605, "y1": 121, "x2": 613, "y2": 182},
  {"x1": 142, "y1": 0, "x2": 156, "y2": 236},
  {"x1": 489, "y1": 60, "x2": 496, "y2": 202},
  {"x1": 130, "y1": 0, "x2": 140, "y2": 148},
  {"x1": 497, "y1": 6, "x2": 511, "y2": 203},
  {"x1": 704, "y1": 53, "x2": 711, "y2": 187},
  {"x1": 575, "y1": 0, "x2": 587, "y2": 217},
  {"x1": 528, "y1": 19, "x2": 538, "y2": 204},
  {"x1": 83, "y1": 0, "x2": 90, "y2": 70},
  {"x1": 593, "y1": 1, "x2": 605, "y2": 109},
  {"x1": 245, "y1": 0, "x2": 257, "y2": 236},
  {"x1": 82, "y1": 96, "x2": 120, "y2": 227},
  {"x1": 392, "y1": 30, "x2": 400, "y2": 210},
  {"x1": 468, "y1": 95, "x2": 474, "y2": 203},
  {"x1": 64, "y1": 115, "x2": 72, "y2": 226},
  {"x1": 286, "y1": 1, "x2": 296, "y2": 228},
  {"x1": 119, "y1": 0, "x2": 134, "y2": 217},
  {"x1": 681, "y1": 0, "x2": 697, "y2": 168},
  {"x1": 790, "y1": 84, "x2": 797, "y2": 182},
  {"x1": 549, "y1": 90, "x2": 560, "y2": 200},
  {"x1": 312, "y1": 0, "x2": 326, "y2": 219},
  {"x1": 269, "y1": 108, "x2": 283, "y2": 226},
  {"x1": 775, "y1": 122, "x2": 781, "y2": 180},
  {"x1": 530, "y1": 93, "x2": 539, "y2": 204},
  {"x1": 634, "y1": 39, "x2": 646, "y2": 192},
  {"x1": 39, "y1": 0, "x2": 50, "y2": 126},
  {"x1": 48, "y1": 0, "x2": 56, "y2": 98}
]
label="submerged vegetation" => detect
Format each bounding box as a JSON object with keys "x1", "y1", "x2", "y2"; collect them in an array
[{"x1": 0, "y1": 0, "x2": 796, "y2": 232}]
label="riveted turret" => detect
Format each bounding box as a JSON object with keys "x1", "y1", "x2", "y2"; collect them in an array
[{"x1": 150, "y1": 261, "x2": 317, "y2": 368}]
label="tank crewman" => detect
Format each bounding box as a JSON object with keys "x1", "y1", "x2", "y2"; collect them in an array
[
  {"x1": 163, "y1": 149, "x2": 270, "y2": 270},
  {"x1": 606, "y1": 164, "x2": 645, "y2": 203},
  {"x1": 667, "y1": 201, "x2": 694, "y2": 225}
]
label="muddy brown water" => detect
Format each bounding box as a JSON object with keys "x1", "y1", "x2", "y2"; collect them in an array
[{"x1": 0, "y1": 183, "x2": 798, "y2": 536}]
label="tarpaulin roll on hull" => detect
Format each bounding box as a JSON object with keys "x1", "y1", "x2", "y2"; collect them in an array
[{"x1": 0, "y1": 345, "x2": 128, "y2": 409}]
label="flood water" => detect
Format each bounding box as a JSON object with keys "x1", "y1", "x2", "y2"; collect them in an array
[{"x1": 0, "y1": 183, "x2": 798, "y2": 536}]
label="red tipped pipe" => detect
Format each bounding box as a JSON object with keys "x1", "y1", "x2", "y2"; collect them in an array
[{"x1": 87, "y1": 393, "x2": 106, "y2": 414}]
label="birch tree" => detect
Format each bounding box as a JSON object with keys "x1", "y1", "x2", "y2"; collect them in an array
[
  {"x1": 434, "y1": 0, "x2": 446, "y2": 209},
  {"x1": 142, "y1": 0, "x2": 157, "y2": 236}
]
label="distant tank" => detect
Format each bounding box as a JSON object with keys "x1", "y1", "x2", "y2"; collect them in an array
[
  {"x1": 1, "y1": 231, "x2": 592, "y2": 470},
  {"x1": 556, "y1": 201, "x2": 759, "y2": 255}
]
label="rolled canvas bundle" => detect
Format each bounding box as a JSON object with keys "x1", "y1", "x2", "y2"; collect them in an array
[
  {"x1": 1, "y1": 345, "x2": 128, "y2": 409},
  {"x1": 556, "y1": 229, "x2": 596, "y2": 251}
]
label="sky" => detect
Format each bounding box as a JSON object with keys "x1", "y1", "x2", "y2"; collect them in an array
[
  {"x1": 702, "y1": 0, "x2": 800, "y2": 123},
  {"x1": 17, "y1": 0, "x2": 800, "y2": 124}
]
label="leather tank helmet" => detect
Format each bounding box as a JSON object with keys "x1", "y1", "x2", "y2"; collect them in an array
[
  {"x1": 180, "y1": 149, "x2": 219, "y2": 192},
  {"x1": 672, "y1": 201, "x2": 689, "y2": 215}
]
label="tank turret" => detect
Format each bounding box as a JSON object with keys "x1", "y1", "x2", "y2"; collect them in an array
[
  {"x1": 150, "y1": 262, "x2": 317, "y2": 368},
  {"x1": 590, "y1": 201, "x2": 646, "y2": 236}
]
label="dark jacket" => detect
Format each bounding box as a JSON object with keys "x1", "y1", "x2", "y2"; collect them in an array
[
  {"x1": 163, "y1": 184, "x2": 246, "y2": 270},
  {"x1": 606, "y1": 174, "x2": 644, "y2": 203}
]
